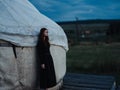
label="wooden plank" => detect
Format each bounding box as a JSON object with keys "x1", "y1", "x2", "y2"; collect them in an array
[
  {"x1": 63, "y1": 85, "x2": 107, "y2": 90},
  {"x1": 63, "y1": 73, "x2": 116, "y2": 90},
  {"x1": 64, "y1": 77, "x2": 113, "y2": 85},
  {"x1": 66, "y1": 73, "x2": 115, "y2": 82},
  {"x1": 63, "y1": 82, "x2": 111, "y2": 89}
]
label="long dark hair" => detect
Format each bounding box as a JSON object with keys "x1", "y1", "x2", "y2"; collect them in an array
[{"x1": 38, "y1": 28, "x2": 49, "y2": 46}]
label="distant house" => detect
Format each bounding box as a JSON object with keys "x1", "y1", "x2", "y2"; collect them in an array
[{"x1": 57, "y1": 19, "x2": 120, "y2": 43}]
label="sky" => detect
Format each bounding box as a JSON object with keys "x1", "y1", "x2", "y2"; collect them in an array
[{"x1": 29, "y1": 0, "x2": 120, "y2": 22}]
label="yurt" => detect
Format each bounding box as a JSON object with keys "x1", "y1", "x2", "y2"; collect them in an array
[{"x1": 0, "y1": 0, "x2": 68, "y2": 90}]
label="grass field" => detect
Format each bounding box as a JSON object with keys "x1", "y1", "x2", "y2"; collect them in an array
[{"x1": 66, "y1": 43, "x2": 120, "y2": 84}]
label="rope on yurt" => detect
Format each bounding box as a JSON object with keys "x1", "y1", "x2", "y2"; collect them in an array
[{"x1": 12, "y1": 44, "x2": 17, "y2": 59}]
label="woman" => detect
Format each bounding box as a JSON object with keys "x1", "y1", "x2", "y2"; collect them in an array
[{"x1": 36, "y1": 28, "x2": 56, "y2": 89}]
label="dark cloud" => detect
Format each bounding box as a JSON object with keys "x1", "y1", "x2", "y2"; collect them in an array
[{"x1": 29, "y1": 0, "x2": 120, "y2": 21}]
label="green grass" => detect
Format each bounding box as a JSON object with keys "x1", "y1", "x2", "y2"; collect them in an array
[{"x1": 66, "y1": 43, "x2": 120, "y2": 84}]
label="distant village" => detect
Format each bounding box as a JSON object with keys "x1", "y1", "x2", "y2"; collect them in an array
[{"x1": 57, "y1": 19, "x2": 120, "y2": 45}]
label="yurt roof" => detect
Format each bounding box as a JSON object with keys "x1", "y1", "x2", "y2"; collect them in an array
[{"x1": 0, "y1": 0, "x2": 68, "y2": 51}]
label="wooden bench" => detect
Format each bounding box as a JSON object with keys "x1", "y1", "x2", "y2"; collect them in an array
[{"x1": 62, "y1": 73, "x2": 116, "y2": 90}]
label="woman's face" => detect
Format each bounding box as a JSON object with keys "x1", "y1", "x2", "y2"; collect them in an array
[{"x1": 44, "y1": 30, "x2": 48, "y2": 36}]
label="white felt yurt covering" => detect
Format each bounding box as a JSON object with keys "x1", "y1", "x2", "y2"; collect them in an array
[{"x1": 0, "y1": 0, "x2": 68, "y2": 90}]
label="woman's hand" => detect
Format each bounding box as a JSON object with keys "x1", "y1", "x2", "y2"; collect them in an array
[{"x1": 41, "y1": 64, "x2": 45, "y2": 69}]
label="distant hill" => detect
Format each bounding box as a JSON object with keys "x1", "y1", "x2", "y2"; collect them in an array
[{"x1": 57, "y1": 19, "x2": 120, "y2": 24}]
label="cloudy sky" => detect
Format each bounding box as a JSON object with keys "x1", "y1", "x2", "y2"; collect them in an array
[{"x1": 29, "y1": 0, "x2": 120, "y2": 22}]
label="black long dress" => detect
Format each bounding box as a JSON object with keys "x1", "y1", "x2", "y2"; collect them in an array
[{"x1": 36, "y1": 40, "x2": 56, "y2": 89}]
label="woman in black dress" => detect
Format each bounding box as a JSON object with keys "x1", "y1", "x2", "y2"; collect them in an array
[{"x1": 36, "y1": 28, "x2": 56, "y2": 89}]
